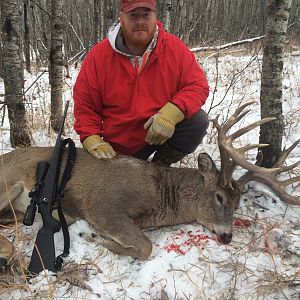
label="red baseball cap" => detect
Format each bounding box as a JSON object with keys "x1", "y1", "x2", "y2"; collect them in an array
[{"x1": 120, "y1": 0, "x2": 157, "y2": 13}]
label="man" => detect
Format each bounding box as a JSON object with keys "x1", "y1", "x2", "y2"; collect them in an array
[{"x1": 73, "y1": 0, "x2": 209, "y2": 166}]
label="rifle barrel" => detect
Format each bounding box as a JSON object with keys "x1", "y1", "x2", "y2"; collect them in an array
[{"x1": 57, "y1": 100, "x2": 70, "y2": 140}]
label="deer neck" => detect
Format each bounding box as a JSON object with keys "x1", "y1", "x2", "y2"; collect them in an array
[{"x1": 137, "y1": 168, "x2": 202, "y2": 228}]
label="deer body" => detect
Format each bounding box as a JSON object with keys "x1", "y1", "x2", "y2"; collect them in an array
[
  {"x1": 1, "y1": 102, "x2": 299, "y2": 272},
  {"x1": 0, "y1": 147, "x2": 237, "y2": 268}
]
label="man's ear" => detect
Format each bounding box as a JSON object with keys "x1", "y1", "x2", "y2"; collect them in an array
[{"x1": 119, "y1": 12, "x2": 124, "y2": 26}]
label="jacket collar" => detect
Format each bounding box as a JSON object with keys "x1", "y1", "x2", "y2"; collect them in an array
[{"x1": 108, "y1": 21, "x2": 165, "y2": 59}]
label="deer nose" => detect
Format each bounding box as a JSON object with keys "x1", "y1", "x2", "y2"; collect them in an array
[{"x1": 218, "y1": 233, "x2": 232, "y2": 244}]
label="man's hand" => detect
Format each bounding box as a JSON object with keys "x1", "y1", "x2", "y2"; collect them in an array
[
  {"x1": 82, "y1": 135, "x2": 116, "y2": 159},
  {"x1": 144, "y1": 102, "x2": 185, "y2": 145}
]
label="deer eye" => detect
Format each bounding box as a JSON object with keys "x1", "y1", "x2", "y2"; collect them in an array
[{"x1": 216, "y1": 192, "x2": 225, "y2": 206}]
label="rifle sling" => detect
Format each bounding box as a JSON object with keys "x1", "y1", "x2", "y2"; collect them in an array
[{"x1": 55, "y1": 138, "x2": 76, "y2": 269}]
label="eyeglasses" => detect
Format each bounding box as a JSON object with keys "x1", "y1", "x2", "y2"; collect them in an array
[{"x1": 125, "y1": 11, "x2": 155, "y2": 20}]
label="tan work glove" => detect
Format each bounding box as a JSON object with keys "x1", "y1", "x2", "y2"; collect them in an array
[
  {"x1": 82, "y1": 135, "x2": 116, "y2": 159},
  {"x1": 144, "y1": 102, "x2": 185, "y2": 145}
]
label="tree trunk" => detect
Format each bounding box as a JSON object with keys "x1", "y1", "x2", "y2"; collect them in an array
[
  {"x1": 49, "y1": 0, "x2": 63, "y2": 132},
  {"x1": 259, "y1": 0, "x2": 292, "y2": 167},
  {"x1": 0, "y1": 36, "x2": 3, "y2": 79},
  {"x1": 159, "y1": 0, "x2": 171, "y2": 32},
  {"x1": 24, "y1": 0, "x2": 31, "y2": 73},
  {"x1": 93, "y1": 0, "x2": 100, "y2": 44},
  {"x1": 1, "y1": 0, "x2": 31, "y2": 147},
  {"x1": 30, "y1": 1, "x2": 42, "y2": 67}
]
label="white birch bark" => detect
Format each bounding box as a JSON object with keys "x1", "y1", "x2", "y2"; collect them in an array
[
  {"x1": 259, "y1": 0, "x2": 292, "y2": 167},
  {"x1": 160, "y1": 0, "x2": 171, "y2": 32},
  {"x1": 1, "y1": 0, "x2": 31, "y2": 147},
  {"x1": 49, "y1": 0, "x2": 63, "y2": 131}
]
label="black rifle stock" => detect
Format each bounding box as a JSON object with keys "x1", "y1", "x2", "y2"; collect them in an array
[{"x1": 24, "y1": 101, "x2": 72, "y2": 275}]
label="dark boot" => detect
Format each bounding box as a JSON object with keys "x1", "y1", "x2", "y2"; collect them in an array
[{"x1": 152, "y1": 143, "x2": 187, "y2": 167}]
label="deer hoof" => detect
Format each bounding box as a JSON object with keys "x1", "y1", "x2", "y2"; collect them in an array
[
  {"x1": 0, "y1": 257, "x2": 8, "y2": 272},
  {"x1": 217, "y1": 233, "x2": 232, "y2": 244}
]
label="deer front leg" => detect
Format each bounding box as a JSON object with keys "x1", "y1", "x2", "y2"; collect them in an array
[
  {"x1": 94, "y1": 233, "x2": 152, "y2": 259},
  {"x1": 0, "y1": 210, "x2": 24, "y2": 225},
  {"x1": 88, "y1": 215, "x2": 152, "y2": 259},
  {"x1": 0, "y1": 183, "x2": 24, "y2": 271},
  {"x1": 0, "y1": 234, "x2": 15, "y2": 271}
]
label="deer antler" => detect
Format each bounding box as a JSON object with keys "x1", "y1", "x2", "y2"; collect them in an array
[{"x1": 211, "y1": 102, "x2": 300, "y2": 205}]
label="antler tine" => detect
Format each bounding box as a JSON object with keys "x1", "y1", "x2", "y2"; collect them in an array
[
  {"x1": 230, "y1": 118, "x2": 276, "y2": 141},
  {"x1": 234, "y1": 143, "x2": 300, "y2": 206},
  {"x1": 211, "y1": 102, "x2": 275, "y2": 190},
  {"x1": 223, "y1": 136, "x2": 300, "y2": 205},
  {"x1": 240, "y1": 144, "x2": 269, "y2": 153},
  {"x1": 222, "y1": 101, "x2": 255, "y2": 131},
  {"x1": 276, "y1": 160, "x2": 300, "y2": 176},
  {"x1": 273, "y1": 140, "x2": 300, "y2": 168},
  {"x1": 211, "y1": 116, "x2": 235, "y2": 189},
  {"x1": 238, "y1": 169, "x2": 300, "y2": 205},
  {"x1": 222, "y1": 142, "x2": 280, "y2": 177},
  {"x1": 281, "y1": 176, "x2": 300, "y2": 187}
]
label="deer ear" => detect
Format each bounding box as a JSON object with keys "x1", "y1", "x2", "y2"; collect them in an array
[{"x1": 197, "y1": 153, "x2": 216, "y2": 173}]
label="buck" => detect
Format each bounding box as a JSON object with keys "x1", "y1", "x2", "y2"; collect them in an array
[{"x1": 0, "y1": 102, "x2": 299, "y2": 271}]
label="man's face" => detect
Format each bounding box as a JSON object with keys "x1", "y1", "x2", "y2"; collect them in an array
[{"x1": 120, "y1": 8, "x2": 157, "y2": 49}]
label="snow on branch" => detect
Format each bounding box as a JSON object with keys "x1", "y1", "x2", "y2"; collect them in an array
[{"x1": 191, "y1": 35, "x2": 265, "y2": 53}]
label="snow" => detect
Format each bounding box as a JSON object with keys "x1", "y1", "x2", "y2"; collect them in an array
[{"x1": 0, "y1": 49, "x2": 300, "y2": 300}]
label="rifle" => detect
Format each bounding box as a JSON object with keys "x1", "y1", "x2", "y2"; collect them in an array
[{"x1": 23, "y1": 101, "x2": 76, "y2": 275}]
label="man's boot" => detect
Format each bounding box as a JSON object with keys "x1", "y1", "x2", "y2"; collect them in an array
[{"x1": 151, "y1": 143, "x2": 186, "y2": 167}]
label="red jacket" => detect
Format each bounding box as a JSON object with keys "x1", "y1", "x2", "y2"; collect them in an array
[{"x1": 73, "y1": 22, "x2": 209, "y2": 155}]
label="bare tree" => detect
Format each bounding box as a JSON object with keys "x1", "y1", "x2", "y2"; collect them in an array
[
  {"x1": 24, "y1": 0, "x2": 31, "y2": 73},
  {"x1": 49, "y1": 0, "x2": 63, "y2": 131},
  {"x1": 2, "y1": 0, "x2": 297, "y2": 69},
  {"x1": 259, "y1": 0, "x2": 292, "y2": 167},
  {"x1": 158, "y1": 0, "x2": 171, "y2": 32},
  {"x1": 93, "y1": 0, "x2": 101, "y2": 44},
  {"x1": 11, "y1": 0, "x2": 299, "y2": 66},
  {"x1": 1, "y1": 0, "x2": 31, "y2": 147},
  {"x1": 0, "y1": 3, "x2": 3, "y2": 79}
]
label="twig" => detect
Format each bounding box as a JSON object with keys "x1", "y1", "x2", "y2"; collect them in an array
[
  {"x1": 23, "y1": 70, "x2": 48, "y2": 97},
  {"x1": 191, "y1": 35, "x2": 265, "y2": 53}
]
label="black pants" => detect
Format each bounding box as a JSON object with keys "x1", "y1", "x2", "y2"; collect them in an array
[{"x1": 134, "y1": 109, "x2": 209, "y2": 160}]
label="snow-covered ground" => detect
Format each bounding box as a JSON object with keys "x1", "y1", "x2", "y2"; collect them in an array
[{"x1": 0, "y1": 49, "x2": 300, "y2": 300}]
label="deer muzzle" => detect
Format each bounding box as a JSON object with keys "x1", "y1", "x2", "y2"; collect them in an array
[
  {"x1": 210, "y1": 224, "x2": 233, "y2": 244},
  {"x1": 217, "y1": 232, "x2": 232, "y2": 244}
]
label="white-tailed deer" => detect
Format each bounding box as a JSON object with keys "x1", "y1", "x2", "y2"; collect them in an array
[{"x1": 0, "y1": 102, "x2": 299, "y2": 271}]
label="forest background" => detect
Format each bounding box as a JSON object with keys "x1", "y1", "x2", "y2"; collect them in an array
[
  {"x1": 1, "y1": 0, "x2": 300, "y2": 74},
  {"x1": 0, "y1": 1, "x2": 300, "y2": 299}
]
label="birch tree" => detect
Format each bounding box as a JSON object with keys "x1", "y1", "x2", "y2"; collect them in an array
[
  {"x1": 49, "y1": 0, "x2": 63, "y2": 131},
  {"x1": 159, "y1": 0, "x2": 171, "y2": 32},
  {"x1": 93, "y1": 0, "x2": 101, "y2": 44},
  {"x1": 1, "y1": 0, "x2": 31, "y2": 147},
  {"x1": 259, "y1": 0, "x2": 292, "y2": 167},
  {"x1": 24, "y1": 0, "x2": 31, "y2": 73}
]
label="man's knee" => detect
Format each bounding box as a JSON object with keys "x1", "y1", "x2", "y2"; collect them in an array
[
  {"x1": 186, "y1": 109, "x2": 209, "y2": 132},
  {"x1": 168, "y1": 109, "x2": 209, "y2": 154},
  {"x1": 192, "y1": 109, "x2": 209, "y2": 144},
  {"x1": 134, "y1": 109, "x2": 209, "y2": 159}
]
